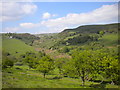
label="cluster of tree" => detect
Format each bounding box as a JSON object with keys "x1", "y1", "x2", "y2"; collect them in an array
[
  {"x1": 59, "y1": 49, "x2": 120, "y2": 85},
  {"x1": 52, "y1": 31, "x2": 105, "y2": 48},
  {"x1": 62, "y1": 34, "x2": 99, "y2": 45},
  {"x1": 58, "y1": 47, "x2": 70, "y2": 53},
  {"x1": 2, "y1": 51, "x2": 16, "y2": 69},
  {"x1": 66, "y1": 35, "x2": 92, "y2": 45},
  {"x1": 2, "y1": 48, "x2": 119, "y2": 85},
  {"x1": 21, "y1": 51, "x2": 54, "y2": 78}
]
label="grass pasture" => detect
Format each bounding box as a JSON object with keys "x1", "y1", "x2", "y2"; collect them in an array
[
  {"x1": 2, "y1": 65, "x2": 120, "y2": 88},
  {"x1": 2, "y1": 38, "x2": 36, "y2": 57}
]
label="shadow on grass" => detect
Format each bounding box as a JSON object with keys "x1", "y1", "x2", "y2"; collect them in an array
[
  {"x1": 89, "y1": 80, "x2": 112, "y2": 88},
  {"x1": 47, "y1": 76, "x2": 62, "y2": 80},
  {"x1": 89, "y1": 83, "x2": 106, "y2": 88},
  {"x1": 89, "y1": 80, "x2": 111, "y2": 84}
]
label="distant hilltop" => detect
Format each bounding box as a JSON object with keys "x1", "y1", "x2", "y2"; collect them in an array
[{"x1": 62, "y1": 23, "x2": 119, "y2": 34}]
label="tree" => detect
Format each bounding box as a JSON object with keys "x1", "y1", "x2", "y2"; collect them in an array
[
  {"x1": 22, "y1": 52, "x2": 37, "y2": 68},
  {"x1": 2, "y1": 51, "x2": 15, "y2": 69},
  {"x1": 22, "y1": 51, "x2": 45, "y2": 69},
  {"x1": 24, "y1": 56, "x2": 38, "y2": 69},
  {"x1": 71, "y1": 50, "x2": 93, "y2": 86},
  {"x1": 55, "y1": 58, "x2": 68, "y2": 76},
  {"x1": 94, "y1": 49, "x2": 119, "y2": 84},
  {"x1": 62, "y1": 59, "x2": 77, "y2": 78},
  {"x1": 60, "y1": 47, "x2": 70, "y2": 53},
  {"x1": 2, "y1": 57, "x2": 14, "y2": 69},
  {"x1": 63, "y1": 48, "x2": 119, "y2": 86},
  {"x1": 99, "y1": 31, "x2": 104, "y2": 36},
  {"x1": 37, "y1": 51, "x2": 46, "y2": 58},
  {"x1": 36, "y1": 56, "x2": 54, "y2": 78}
]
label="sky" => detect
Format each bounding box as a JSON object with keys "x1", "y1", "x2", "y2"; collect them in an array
[{"x1": 1, "y1": 2, "x2": 119, "y2": 34}]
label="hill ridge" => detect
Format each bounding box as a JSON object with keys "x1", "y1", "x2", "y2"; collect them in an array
[{"x1": 62, "y1": 23, "x2": 119, "y2": 33}]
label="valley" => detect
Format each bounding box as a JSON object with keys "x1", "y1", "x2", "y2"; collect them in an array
[{"x1": 1, "y1": 23, "x2": 120, "y2": 88}]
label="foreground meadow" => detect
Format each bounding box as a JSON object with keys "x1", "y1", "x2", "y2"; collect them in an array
[{"x1": 2, "y1": 65, "x2": 119, "y2": 88}]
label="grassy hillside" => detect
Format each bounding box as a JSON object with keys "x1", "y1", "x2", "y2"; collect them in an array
[
  {"x1": 99, "y1": 34, "x2": 118, "y2": 47},
  {"x1": 33, "y1": 33, "x2": 60, "y2": 49},
  {"x1": 33, "y1": 23, "x2": 118, "y2": 49},
  {"x1": 3, "y1": 33, "x2": 40, "y2": 46},
  {"x1": 2, "y1": 38, "x2": 36, "y2": 57}
]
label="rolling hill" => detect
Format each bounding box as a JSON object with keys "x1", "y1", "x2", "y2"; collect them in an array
[
  {"x1": 2, "y1": 38, "x2": 36, "y2": 57},
  {"x1": 2, "y1": 23, "x2": 120, "y2": 88},
  {"x1": 32, "y1": 23, "x2": 118, "y2": 49},
  {"x1": 62, "y1": 23, "x2": 118, "y2": 33}
]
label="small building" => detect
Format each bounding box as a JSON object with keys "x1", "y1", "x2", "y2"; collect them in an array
[{"x1": 9, "y1": 36, "x2": 13, "y2": 39}]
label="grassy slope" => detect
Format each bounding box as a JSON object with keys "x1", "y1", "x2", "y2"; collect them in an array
[
  {"x1": 33, "y1": 33, "x2": 118, "y2": 61},
  {"x1": 2, "y1": 38, "x2": 36, "y2": 57},
  {"x1": 63, "y1": 33, "x2": 118, "y2": 48},
  {"x1": 33, "y1": 36, "x2": 56, "y2": 49},
  {"x1": 34, "y1": 32, "x2": 118, "y2": 50},
  {"x1": 99, "y1": 33, "x2": 118, "y2": 47},
  {"x1": 2, "y1": 65, "x2": 120, "y2": 88}
]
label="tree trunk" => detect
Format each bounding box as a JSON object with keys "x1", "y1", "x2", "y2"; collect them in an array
[
  {"x1": 44, "y1": 73, "x2": 46, "y2": 78},
  {"x1": 59, "y1": 68, "x2": 62, "y2": 76},
  {"x1": 81, "y1": 76, "x2": 85, "y2": 86},
  {"x1": 81, "y1": 69, "x2": 85, "y2": 86}
]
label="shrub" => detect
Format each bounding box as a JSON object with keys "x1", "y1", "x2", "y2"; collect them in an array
[{"x1": 2, "y1": 57, "x2": 14, "y2": 68}]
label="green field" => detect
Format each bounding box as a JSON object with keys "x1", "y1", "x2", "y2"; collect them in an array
[
  {"x1": 2, "y1": 65, "x2": 119, "y2": 88},
  {"x1": 99, "y1": 34, "x2": 118, "y2": 47},
  {"x1": 2, "y1": 38, "x2": 36, "y2": 57}
]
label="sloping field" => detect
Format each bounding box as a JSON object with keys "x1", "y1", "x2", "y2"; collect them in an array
[
  {"x1": 99, "y1": 34, "x2": 118, "y2": 47},
  {"x1": 2, "y1": 38, "x2": 36, "y2": 56}
]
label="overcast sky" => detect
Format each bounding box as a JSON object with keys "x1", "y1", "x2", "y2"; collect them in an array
[{"x1": 1, "y1": 2, "x2": 118, "y2": 34}]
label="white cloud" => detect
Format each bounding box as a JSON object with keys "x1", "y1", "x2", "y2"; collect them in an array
[
  {"x1": 20, "y1": 23, "x2": 39, "y2": 28},
  {"x1": 0, "y1": 2, "x2": 37, "y2": 22},
  {"x1": 42, "y1": 12, "x2": 51, "y2": 19},
  {"x1": 30, "y1": 4, "x2": 116, "y2": 33},
  {"x1": 3, "y1": 27, "x2": 20, "y2": 32},
  {"x1": 4, "y1": 4, "x2": 118, "y2": 34},
  {"x1": 41, "y1": 4, "x2": 118, "y2": 28},
  {"x1": 42, "y1": 12, "x2": 57, "y2": 19}
]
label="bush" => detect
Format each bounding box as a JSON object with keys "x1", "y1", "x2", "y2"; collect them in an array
[
  {"x1": 58, "y1": 47, "x2": 70, "y2": 53},
  {"x1": 2, "y1": 57, "x2": 14, "y2": 68}
]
